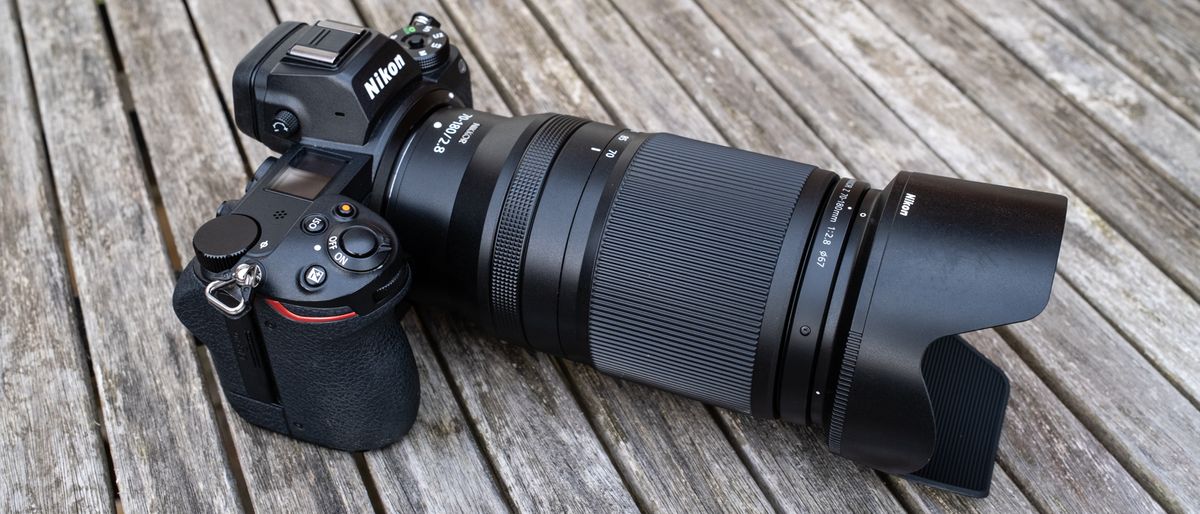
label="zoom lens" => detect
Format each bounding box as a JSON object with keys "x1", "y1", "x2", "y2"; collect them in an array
[{"x1": 380, "y1": 108, "x2": 1067, "y2": 494}]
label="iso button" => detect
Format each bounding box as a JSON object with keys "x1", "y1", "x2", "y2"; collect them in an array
[{"x1": 302, "y1": 215, "x2": 327, "y2": 234}]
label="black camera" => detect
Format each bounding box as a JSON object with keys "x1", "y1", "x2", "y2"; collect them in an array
[{"x1": 173, "y1": 15, "x2": 1067, "y2": 497}]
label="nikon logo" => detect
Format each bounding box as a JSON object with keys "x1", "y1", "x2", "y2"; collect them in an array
[
  {"x1": 363, "y1": 54, "x2": 407, "y2": 100},
  {"x1": 899, "y1": 193, "x2": 916, "y2": 217}
]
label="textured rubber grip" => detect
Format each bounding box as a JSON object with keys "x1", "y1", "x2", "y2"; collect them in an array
[
  {"x1": 587, "y1": 134, "x2": 812, "y2": 411},
  {"x1": 491, "y1": 115, "x2": 588, "y2": 338},
  {"x1": 173, "y1": 260, "x2": 419, "y2": 451}
]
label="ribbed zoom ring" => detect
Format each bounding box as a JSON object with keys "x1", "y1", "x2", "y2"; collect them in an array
[
  {"x1": 491, "y1": 115, "x2": 587, "y2": 337},
  {"x1": 587, "y1": 134, "x2": 812, "y2": 412}
]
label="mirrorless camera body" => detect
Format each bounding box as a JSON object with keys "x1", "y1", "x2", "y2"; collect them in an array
[{"x1": 173, "y1": 14, "x2": 1067, "y2": 497}]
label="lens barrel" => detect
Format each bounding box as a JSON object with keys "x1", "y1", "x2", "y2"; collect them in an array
[
  {"x1": 384, "y1": 108, "x2": 877, "y2": 424},
  {"x1": 380, "y1": 106, "x2": 1067, "y2": 496}
]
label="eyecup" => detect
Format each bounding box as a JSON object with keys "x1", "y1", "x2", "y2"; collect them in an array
[{"x1": 826, "y1": 172, "x2": 1066, "y2": 482}]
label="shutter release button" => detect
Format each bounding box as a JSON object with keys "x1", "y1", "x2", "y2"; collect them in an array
[{"x1": 340, "y1": 226, "x2": 378, "y2": 258}]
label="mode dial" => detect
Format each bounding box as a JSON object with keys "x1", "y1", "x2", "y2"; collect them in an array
[
  {"x1": 398, "y1": 14, "x2": 450, "y2": 71},
  {"x1": 193, "y1": 214, "x2": 260, "y2": 273}
]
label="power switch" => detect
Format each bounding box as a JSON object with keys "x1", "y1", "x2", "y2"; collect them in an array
[{"x1": 287, "y1": 21, "x2": 365, "y2": 65}]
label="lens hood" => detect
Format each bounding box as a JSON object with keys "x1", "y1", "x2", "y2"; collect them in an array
[{"x1": 826, "y1": 172, "x2": 1067, "y2": 496}]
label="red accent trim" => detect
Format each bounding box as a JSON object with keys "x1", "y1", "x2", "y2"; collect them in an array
[{"x1": 265, "y1": 299, "x2": 357, "y2": 323}]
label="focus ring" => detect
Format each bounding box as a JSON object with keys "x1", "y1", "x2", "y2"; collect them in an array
[
  {"x1": 491, "y1": 115, "x2": 588, "y2": 338},
  {"x1": 587, "y1": 134, "x2": 812, "y2": 412}
]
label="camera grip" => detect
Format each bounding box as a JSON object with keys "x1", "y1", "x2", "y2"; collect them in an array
[{"x1": 173, "y1": 261, "x2": 419, "y2": 451}]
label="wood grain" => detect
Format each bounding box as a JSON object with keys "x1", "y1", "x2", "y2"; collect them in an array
[
  {"x1": 183, "y1": 0, "x2": 280, "y2": 166},
  {"x1": 363, "y1": 313, "x2": 509, "y2": 513},
  {"x1": 0, "y1": 0, "x2": 114, "y2": 509},
  {"x1": 948, "y1": 0, "x2": 1200, "y2": 202},
  {"x1": 422, "y1": 311, "x2": 638, "y2": 512},
  {"x1": 861, "y1": 0, "x2": 1200, "y2": 298},
  {"x1": 352, "y1": 4, "x2": 643, "y2": 509},
  {"x1": 16, "y1": 0, "x2": 240, "y2": 509},
  {"x1": 780, "y1": 1, "x2": 1200, "y2": 509},
  {"x1": 890, "y1": 468, "x2": 1036, "y2": 514},
  {"x1": 200, "y1": 349, "x2": 376, "y2": 512},
  {"x1": 1031, "y1": 0, "x2": 1200, "y2": 128},
  {"x1": 963, "y1": 331, "x2": 1161, "y2": 512}
]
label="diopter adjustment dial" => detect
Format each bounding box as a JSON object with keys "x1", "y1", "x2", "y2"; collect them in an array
[{"x1": 397, "y1": 14, "x2": 450, "y2": 72}]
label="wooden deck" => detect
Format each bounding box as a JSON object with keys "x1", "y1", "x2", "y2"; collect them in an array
[{"x1": 2, "y1": 0, "x2": 1197, "y2": 511}]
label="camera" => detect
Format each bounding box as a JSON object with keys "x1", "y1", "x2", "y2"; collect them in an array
[{"x1": 173, "y1": 14, "x2": 1067, "y2": 497}]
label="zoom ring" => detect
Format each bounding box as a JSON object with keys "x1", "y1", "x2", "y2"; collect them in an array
[
  {"x1": 587, "y1": 134, "x2": 812, "y2": 412},
  {"x1": 491, "y1": 115, "x2": 588, "y2": 338}
]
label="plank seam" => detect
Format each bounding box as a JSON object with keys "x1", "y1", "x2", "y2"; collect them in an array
[
  {"x1": 728, "y1": 0, "x2": 1174, "y2": 508},
  {"x1": 792, "y1": 0, "x2": 1200, "y2": 405},
  {"x1": 994, "y1": 325, "x2": 1175, "y2": 512},
  {"x1": 93, "y1": 3, "x2": 251, "y2": 508},
  {"x1": 177, "y1": 0, "x2": 255, "y2": 178},
  {"x1": 431, "y1": 0, "x2": 526, "y2": 117},
  {"x1": 686, "y1": 0, "x2": 861, "y2": 172},
  {"x1": 706, "y1": 408, "x2": 787, "y2": 513},
  {"x1": 1027, "y1": 0, "x2": 1200, "y2": 132},
  {"x1": 520, "y1": 0, "x2": 651, "y2": 126},
  {"x1": 941, "y1": 0, "x2": 1200, "y2": 208},
  {"x1": 550, "y1": 359, "x2": 653, "y2": 512},
  {"x1": 194, "y1": 347, "x2": 258, "y2": 513},
  {"x1": 993, "y1": 459, "x2": 1049, "y2": 514},
  {"x1": 11, "y1": 0, "x2": 120, "y2": 506},
  {"x1": 411, "y1": 309, "x2": 520, "y2": 513},
  {"x1": 352, "y1": 453, "x2": 387, "y2": 514},
  {"x1": 909, "y1": 0, "x2": 1200, "y2": 303}
]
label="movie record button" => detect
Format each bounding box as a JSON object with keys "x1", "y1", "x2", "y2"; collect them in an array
[
  {"x1": 302, "y1": 265, "x2": 327, "y2": 288},
  {"x1": 334, "y1": 202, "x2": 356, "y2": 219}
]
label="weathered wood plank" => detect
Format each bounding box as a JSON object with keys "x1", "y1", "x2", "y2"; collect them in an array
[
  {"x1": 857, "y1": 0, "x2": 1200, "y2": 402},
  {"x1": 1031, "y1": 0, "x2": 1200, "y2": 128},
  {"x1": 364, "y1": 314, "x2": 510, "y2": 513},
  {"x1": 783, "y1": 0, "x2": 1200, "y2": 402},
  {"x1": 182, "y1": 0, "x2": 279, "y2": 166},
  {"x1": 861, "y1": 0, "x2": 1200, "y2": 299},
  {"x1": 948, "y1": 0, "x2": 1200, "y2": 201},
  {"x1": 199, "y1": 349, "x2": 375, "y2": 512},
  {"x1": 0, "y1": 0, "x2": 114, "y2": 509},
  {"x1": 101, "y1": 0, "x2": 382, "y2": 509},
  {"x1": 352, "y1": 1, "x2": 798, "y2": 510},
  {"x1": 891, "y1": 468, "x2": 1035, "y2": 513},
  {"x1": 16, "y1": 0, "x2": 240, "y2": 509},
  {"x1": 422, "y1": 311, "x2": 638, "y2": 512},
  {"x1": 640, "y1": 0, "x2": 1162, "y2": 510},
  {"x1": 964, "y1": 331, "x2": 1161, "y2": 512},
  {"x1": 780, "y1": 2, "x2": 1200, "y2": 508},
  {"x1": 563, "y1": 364, "x2": 774, "y2": 512},
  {"x1": 716, "y1": 416, "x2": 906, "y2": 512}
]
